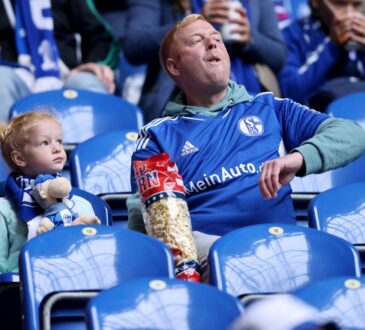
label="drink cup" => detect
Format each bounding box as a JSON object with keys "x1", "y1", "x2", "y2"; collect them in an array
[{"x1": 221, "y1": 0, "x2": 242, "y2": 43}]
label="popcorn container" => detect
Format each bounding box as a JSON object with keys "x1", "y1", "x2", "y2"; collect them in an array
[{"x1": 133, "y1": 153, "x2": 201, "y2": 282}]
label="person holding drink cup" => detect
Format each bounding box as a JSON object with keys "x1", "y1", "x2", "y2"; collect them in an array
[
  {"x1": 123, "y1": 0, "x2": 286, "y2": 123},
  {"x1": 278, "y1": 0, "x2": 365, "y2": 112}
]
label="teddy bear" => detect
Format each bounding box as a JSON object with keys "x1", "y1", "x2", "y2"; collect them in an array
[{"x1": 31, "y1": 174, "x2": 101, "y2": 235}]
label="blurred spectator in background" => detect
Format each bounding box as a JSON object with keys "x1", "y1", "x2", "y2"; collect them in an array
[
  {"x1": 278, "y1": 0, "x2": 365, "y2": 112},
  {"x1": 272, "y1": 0, "x2": 292, "y2": 29},
  {"x1": 123, "y1": 0, "x2": 286, "y2": 123},
  {"x1": 0, "y1": 0, "x2": 119, "y2": 122},
  {"x1": 272, "y1": 0, "x2": 311, "y2": 29},
  {"x1": 93, "y1": 0, "x2": 127, "y2": 42}
]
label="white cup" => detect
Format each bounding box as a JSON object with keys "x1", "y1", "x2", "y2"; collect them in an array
[{"x1": 220, "y1": 0, "x2": 242, "y2": 43}]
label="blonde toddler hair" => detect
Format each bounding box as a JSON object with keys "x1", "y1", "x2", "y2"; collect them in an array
[{"x1": 0, "y1": 112, "x2": 61, "y2": 171}]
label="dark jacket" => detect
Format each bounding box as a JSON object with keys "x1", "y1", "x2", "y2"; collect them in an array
[{"x1": 0, "y1": 0, "x2": 119, "y2": 69}]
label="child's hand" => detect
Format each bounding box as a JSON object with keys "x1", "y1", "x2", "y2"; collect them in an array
[{"x1": 36, "y1": 218, "x2": 55, "y2": 235}]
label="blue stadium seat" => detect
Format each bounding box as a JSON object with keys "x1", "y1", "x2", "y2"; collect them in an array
[
  {"x1": 209, "y1": 223, "x2": 361, "y2": 301},
  {"x1": 0, "y1": 153, "x2": 10, "y2": 196},
  {"x1": 69, "y1": 130, "x2": 138, "y2": 227},
  {"x1": 71, "y1": 187, "x2": 112, "y2": 226},
  {"x1": 86, "y1": 277, "x2": 243, "y2": 330},
  {"x1": 19, "y1": 225, "x2": 174, "y2": 330},
  {"x1": 9, "y1": 89, "x2": 144, "y2": 146},
  {"x1": 9, "y1": 89, "x2": 143, "y2": 179},
  {"x1": 308, "y1": 182, "x2": 365, "y2": 270},
  {"x1": 326, "y1": 91, "x2": 365, "y2": 128},
  {"x1": 294, "y1": 276, "x2": 365, "y2": 330}
]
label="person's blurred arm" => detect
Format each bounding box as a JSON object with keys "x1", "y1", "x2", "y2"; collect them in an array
[
  {"x1": 123, "y1": 0, "x2": 176, "y2": 65},
  {"x1": 64, "y1": 0, "x2": 119, "y2": 69},
  {"x1": 0, "y1": 199, "x2": 27, "y2": 273},
  {"x1": 278, "y1": 19, "x2": 342, "y2": 102},
  {"x1": 241, "y1": 0, "x2": 287, "y2": 72}
]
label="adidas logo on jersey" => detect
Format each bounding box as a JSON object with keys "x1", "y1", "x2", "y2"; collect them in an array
[{"x1": 181, "y1": 141, "x2": 199, "y2": 156}]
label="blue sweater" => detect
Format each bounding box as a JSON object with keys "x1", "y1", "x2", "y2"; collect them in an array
[{"x1": 278, "y1": 15, "x2": 365, "y2": 104}]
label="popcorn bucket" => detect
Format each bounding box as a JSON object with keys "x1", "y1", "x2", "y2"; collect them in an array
[{"x1": 133, "y1": 153, "x2": 201, "y2": 282}]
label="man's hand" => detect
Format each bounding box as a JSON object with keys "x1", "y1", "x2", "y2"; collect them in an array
[
  {"x1": 201, "y1": 0, "x2": 231, "y2": 25},
  {"x1": 346, "y1": 13, "x2": 365, "y2": 51},
  {"x1": 228, "y1": 5, "x2": 251, "y2": 44},
  {"x1": 201, "y1": 0, "x2": 251, "y2": 43},
  {"x1": 328, "y1": 10, "x2": 365, "y2": 51},
  {"x1": 259, "y1": 152, "x2": 304, "y2": 200},
  {"x1": 69, "y1": 62, "x2": 115, "y2": 93}
]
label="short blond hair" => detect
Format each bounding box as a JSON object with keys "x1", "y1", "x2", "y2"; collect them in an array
[
  {"x1": 159, "y1": 14, "x2": 207, "y2": 75},
  {"x1": 0, "y1": 112, "x2": 61, "y2": 170}
]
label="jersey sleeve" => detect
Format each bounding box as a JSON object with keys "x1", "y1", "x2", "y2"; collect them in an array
[{"x1": 274, "y1": 97, "x2": 329, "y2": 152}]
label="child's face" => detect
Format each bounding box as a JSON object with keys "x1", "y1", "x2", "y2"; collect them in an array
[{"x1": 17, "y1": 119, "x2": 67, "y2": 177}]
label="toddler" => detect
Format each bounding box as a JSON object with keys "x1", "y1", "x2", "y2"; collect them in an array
[{"x1": 0, "y1": 111, "x2": 99, "y2": 239}]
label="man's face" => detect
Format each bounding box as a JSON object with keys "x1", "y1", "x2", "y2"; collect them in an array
[
  {"x1": 312, "y1": 0, "x2": 364, "y2": 26},
  {"x1": 168, "y1": 19, "x2": 231, "y2": 92}
]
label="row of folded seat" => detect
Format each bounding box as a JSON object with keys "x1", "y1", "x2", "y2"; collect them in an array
[{"x1": 4, "y1": 222, "x2": 365, "y2": 329}]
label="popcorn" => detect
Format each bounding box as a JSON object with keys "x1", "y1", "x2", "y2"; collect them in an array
[{"x1": 133, "y1": 153, "x2": 200, "y2": 282}]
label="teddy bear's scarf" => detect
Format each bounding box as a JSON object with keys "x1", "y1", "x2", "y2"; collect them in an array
[{"x1": 4, "y1": 173, "x2": 63, "y2": 224}]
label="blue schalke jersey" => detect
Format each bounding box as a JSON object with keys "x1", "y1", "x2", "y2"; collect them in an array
[{"x1": 132, "y1": 93, "x2": 328, "y2": 235}]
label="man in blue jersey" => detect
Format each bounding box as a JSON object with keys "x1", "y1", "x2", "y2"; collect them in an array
[
  {"x1": 278, "y1": 0, "x2": 365, "y2": 112},
  {"x1": 127, "y1": 14, "x2": 365, "y2": 280}
]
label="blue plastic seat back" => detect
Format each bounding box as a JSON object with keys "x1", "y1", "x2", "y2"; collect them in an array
[
  {"x1": 71, "y1": 187, "x2": 112, "y2": 226},
  {"x1": 19, "y1": 225, "x2": 174, "y2": 330},
  {"x1": 308, "y1": 182, "x2": 365, "y2": 244},
  {"x1": 326, "y1": 91, "x2": 365, "y2": 128},
  {"x1": 291, "y1": 153, "x2": 365, "y2": 195},
  {"x1": 9, "y1": 89, "x2": 144, "y2": 145},
  {"x1": 209, "y1": 223, "x2": 361, "y2": 298},
  {"x1": 69, "y1": 130, "x2": 138, "y2": 195},
  {"x1": 86, "y1": 277, "x2": 244, "y2": 330},
  {"x1": 0, "y1": 153, "x2": 10, "y2": 196},
  {"x1": 0, "y1": 155, "x2": 10, "y2": 182},
  {"x1": 294, "y1": 276, "x2": 365, "y2": 330}
]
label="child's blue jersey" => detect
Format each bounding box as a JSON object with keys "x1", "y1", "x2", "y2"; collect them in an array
[{"x1": 132, "y1": 93, "x2": 329, "y2": 235}]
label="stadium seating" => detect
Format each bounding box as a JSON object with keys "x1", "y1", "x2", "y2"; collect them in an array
[
  {"x1": 209, "y1": 223, "x2": 361, "y2": 302},
  {"x1": 86, "y1": 277, "x2": 244, "y2": 330},
  {"x1": 326, "y1": 91, "x2": 365, "y2": 127},
  {"x1": 308, "y1": 182, "x2": 365, "y2": 270},
  {"x1": 0, "y1": 153, "x2": 10, "y2": 196},
  {"x1": 9, "y1": 88, "x2": 144, "y2": 148},
  {"x1": 9, "y1": 88, "x2": 143, "y2": 179},
  {"x1": 19, "y1": 225, "x2": 174, "y2": 330},
  {"x1": 69, "y1": 130, "x2": 138, "y2": 226},
  {"x1": 294, "y1": 276, "x2": 365, "y2": 330},
  {"x1": 71, "y1": 187, "x2": 112, "y2": 226}
]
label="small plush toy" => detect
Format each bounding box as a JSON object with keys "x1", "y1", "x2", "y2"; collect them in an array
[{"x1": 31, "y1": 174, "x2": 101, "y2": 235}]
